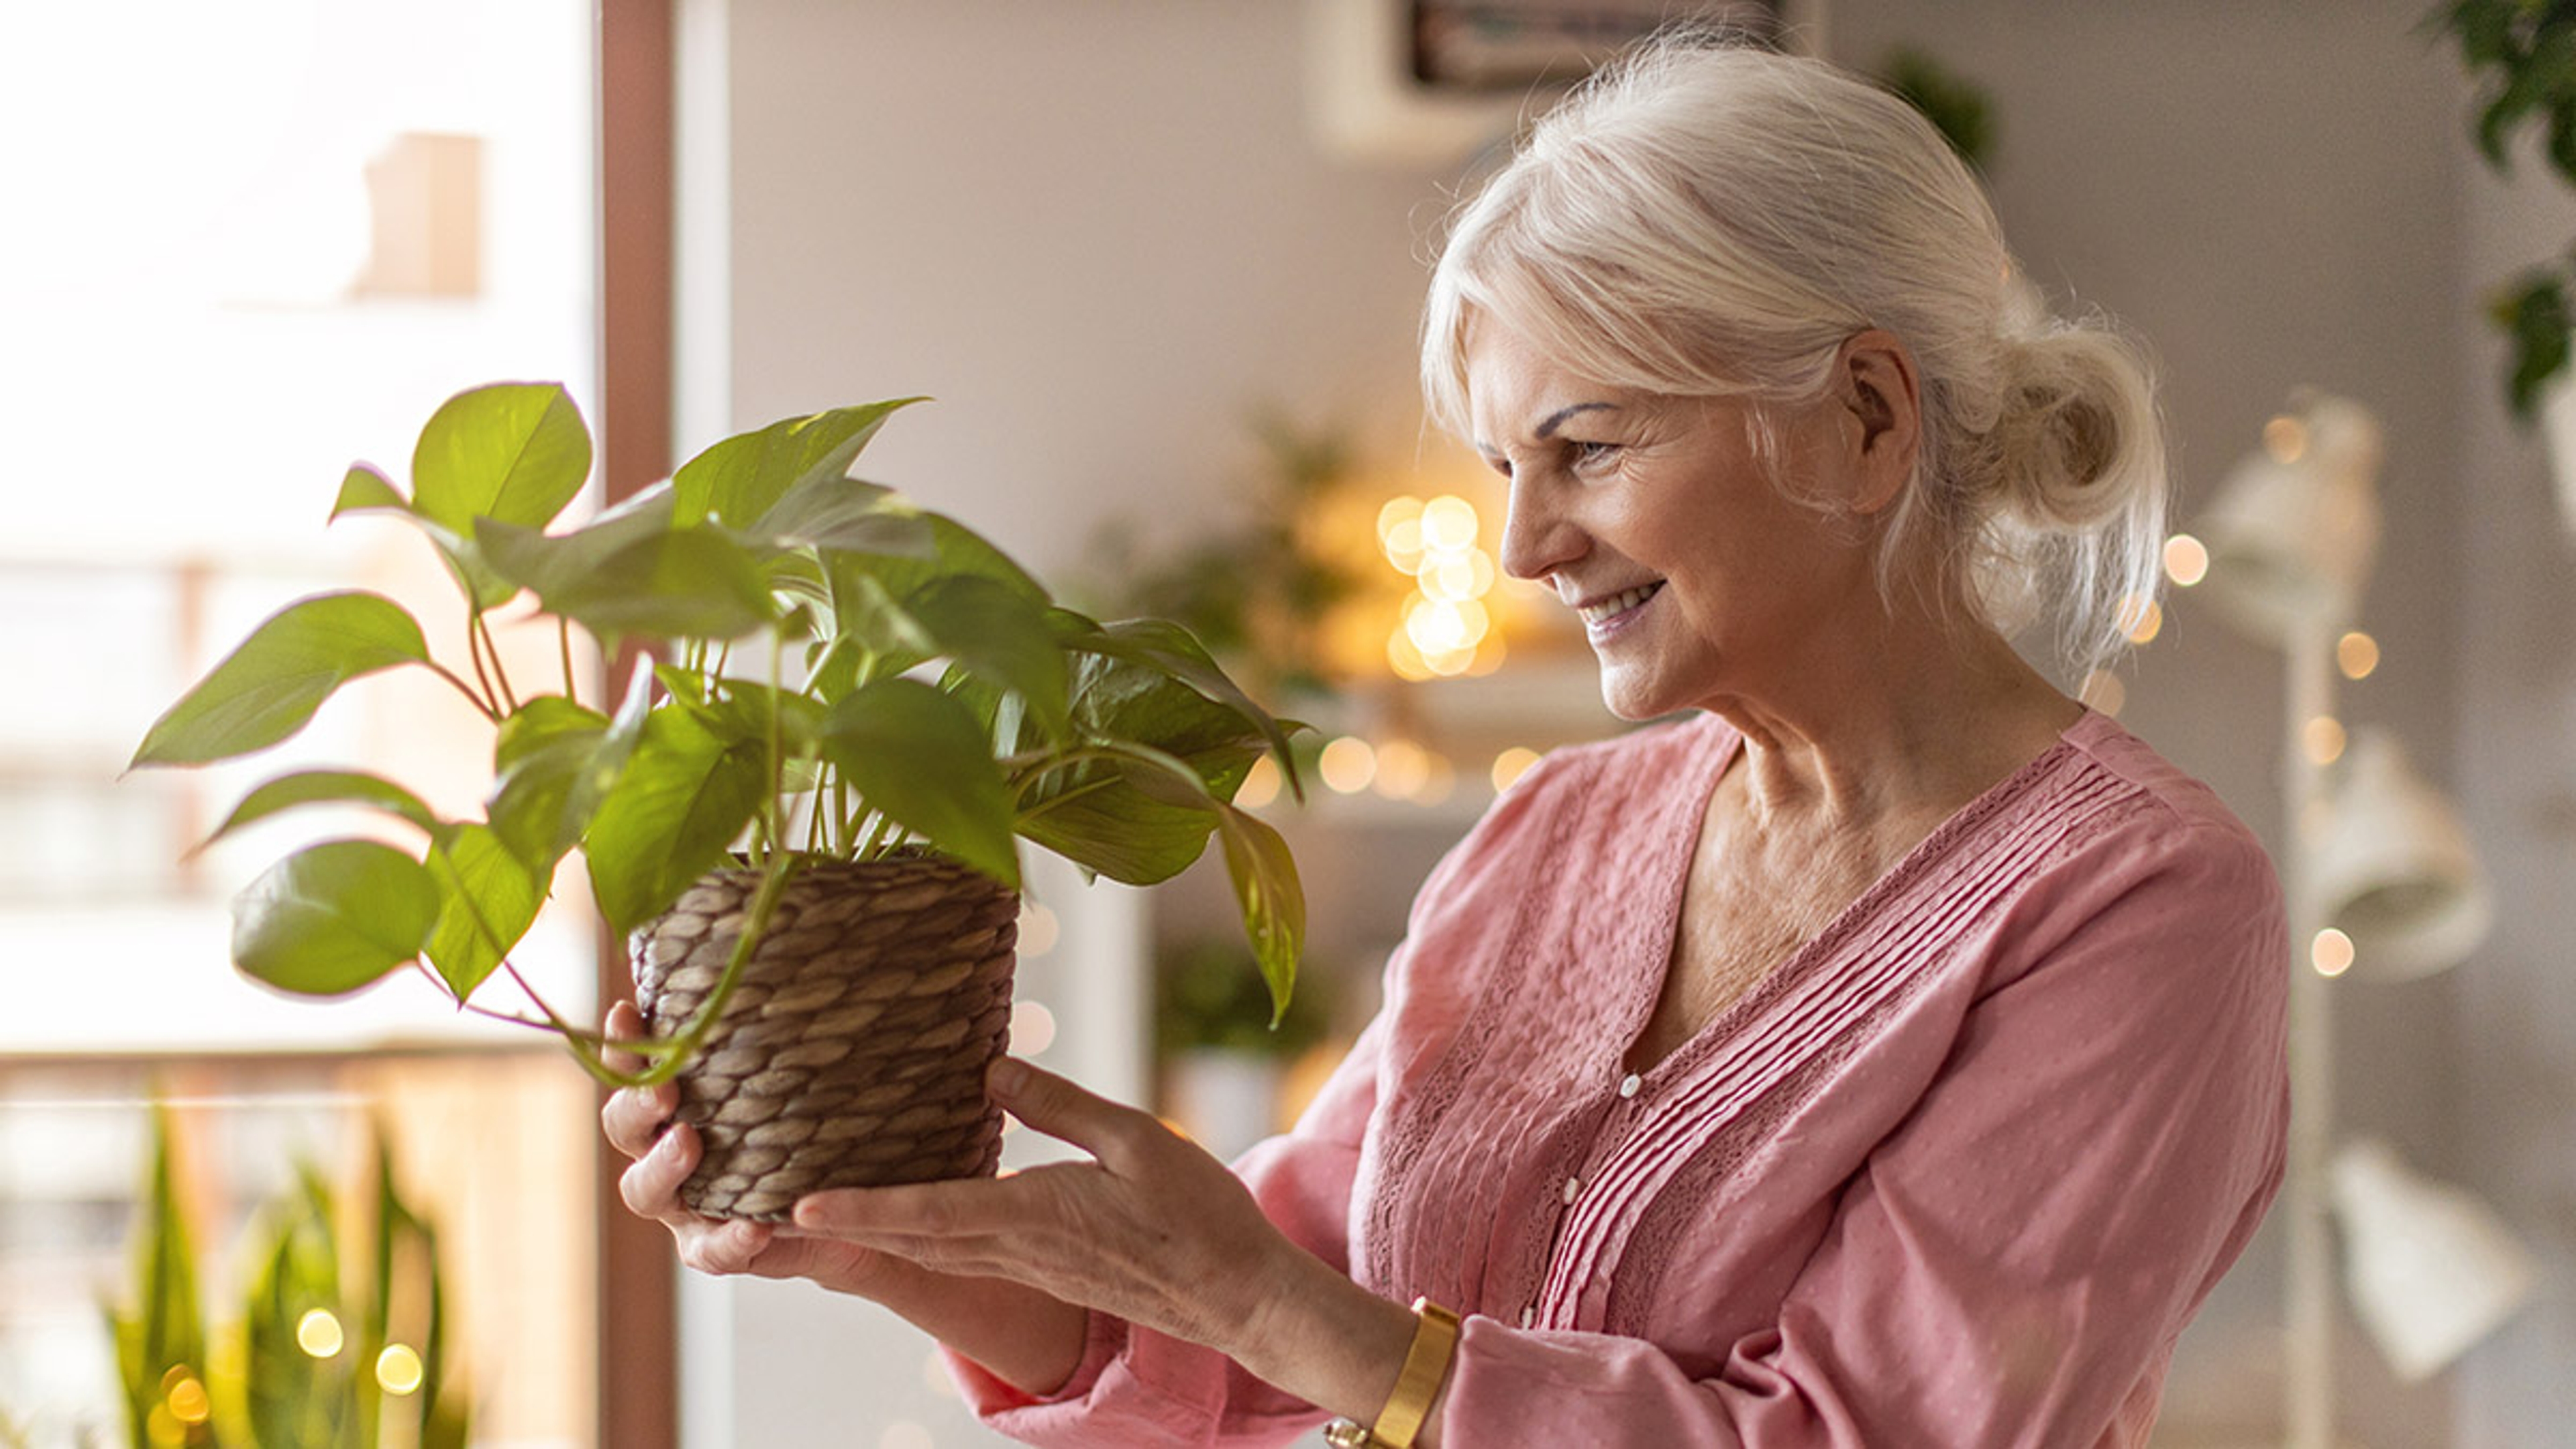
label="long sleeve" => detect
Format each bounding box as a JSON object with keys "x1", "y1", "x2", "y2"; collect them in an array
[
  {"x1": 1414, "y1": 812, "x2": 2289, "y2": 1446},
  {"x1": 945, "y1": 1010, "x2": 1387, "y2": 1446}
]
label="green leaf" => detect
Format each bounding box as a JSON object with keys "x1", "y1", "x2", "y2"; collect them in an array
[
  {"x1": 583, "y1": 706, "x2": 769, "y2": 931},
  {"x1": 1215, "y1": 802, "x2": 1305, "y2": 1023},
  {"x1": 478, "y1": 506, "x2": 779, "y2": 643},
  {"x1": 831, "y1": 510, "x2": 1051, "y2": 611},
  {"x1": 743, "y1": 473, "x2": 936, "y2": 558},
  {"x1": 818, "y1": 678, "x2": 1021, "y2": 888},
  {"x1": 486, "y1": 696, "x2": 621, "y2": 870},
  {"x1": 905, "y1": 574, "x2": 1071, "y2": 739},
  {"x1": 1010, "y1": 657, "x2": 1273, "y2": 885},
  {"x1": 199, "y1": 769, "x2": 440, "y2": 851},
  {"x1": 331, "y1": 462, "x2": 409, "y2": 518},
  {"x1": 231, "y1": 839, "x2": 441, "y2": 996},
  {"x1": 2504, "y1": 273, "x2": 2575, "y2": 415},
  {"x1": 672, "y1": 398, "x2": 927, "y2": 529},
  {"x1": 411, "y1": 382, "x2": 593, "y2": 534},
  {"x1": 1066, "y1": 616, "x2": 1301, "y2": 796},
  {"x1": 1015, "y1": 764, "x2": 1226, "y2": 885},
  {"x1": 423, "y1": 822, "x2": 545, "y2": 998},
  {"x1": 132, "y1": 591, "x2": 431, "y2": 767}
]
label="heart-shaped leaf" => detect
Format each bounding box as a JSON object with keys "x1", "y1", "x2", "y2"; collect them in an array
[
  {"x1": 486, "y1": 696, "x2": 623, "y2": 871},
  {"x1": 582, "y1": 705, "x2": 768, "y2": 931},
  {"x1": 905, "y1": 575, "x2": 1070, "y2": 740},
  {"x1": 411, "y1": 382, "x2": 593, "y2": 535},
  {"x1": 231, "y1": 839, "x2": 441, "y2": 996},
  {"x1": 199, "y1": 769, "x2": 440, "y2": 853},
  {"x1": 673, "y1": 398, "x2": 926, "y2": 529},
  {"x1": 818, "y1": 678, "x2": 1020, "y2": 888},
  {"x1": 1215, "y1": 803, "x2": 1305, "y2": 1024},
  {"x1": 132, "y1": 592, "x2": 430, "y2": 767},
  {"x1": 423, "y1": 822, "x2": 545, "y2": 999},
  {"x1": 478, "y1": 508, "x2": 778, "y2": 643}
]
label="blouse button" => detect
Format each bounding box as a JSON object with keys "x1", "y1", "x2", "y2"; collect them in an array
[
  {"x1": 1560, "y1": 1174, "x2": 1582, "y2": 1205},
  {"x1": 1519, "y1": 1305, "x2": 1536, "y2": 1328},
  {"x1": 1617, "y1": 1072, "x2": 1642, "y2": 1099}
]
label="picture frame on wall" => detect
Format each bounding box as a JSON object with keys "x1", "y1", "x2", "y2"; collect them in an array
[{"x1": 1408, "y1": 1, "x2": 1782, "y2": 91}]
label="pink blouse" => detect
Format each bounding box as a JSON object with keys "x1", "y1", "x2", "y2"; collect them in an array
[{"x1": 955, "y1": 710, "x2": 2290, "y2": 1447}]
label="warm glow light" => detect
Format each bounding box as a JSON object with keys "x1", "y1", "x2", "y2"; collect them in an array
[
  {"x1": 2338, "y1": 631, "x2": 2381, "y2": 680},
  {"x1": 1375, "y1": 494, "x2": 1424, "y2": 546},
  {"x1": 1415, "y1": 753, "x2": 1456, "y2": 806},
  {"x1": 1236, "y1": 753, "x2": 1283, "y2": 809},
  {"x1": 1016, "y1": 902, "x2": 1060, "y2": 957},
  {"x1": 2080, "y1": 669, "x2": 2127, "y2": 718},
  {"x1": 1420, "y1": 494, "x2": 1479, "y2": 551},
  {"x1": 1373, "y1": 739, "x2": 1431, "y2": 800},
  {"x1": 2163, "y1": 533, "x2": 2210, "y2": 587},
  {"x1": 2118, "y1": 594, "x2": 2164, "y2": 645},
  {"x1": 164, "y1": 1373, "x2": 211, "y2": 1424},
  {"x1": 1419, "y1": 553, "x2": 1485, "y2": 603},
  {"x1": 1491, "y1": 747, "x2": 1542, "y2": 793},
  {"x1": 1319, "y1": 736, "x2": 1377, "y2": 794},
  {"x1": 2263, "y1": 415, "x2": 2309, "y2": 464},
  {"x1": 375, "y1": 1344, "x2": 425, "y2": 1396},
  {"x1": 1386, "y1": 626, "x2": 1435, "y2": 682},
  {"x1": 297, "y1": 1309, "x2": 345, "y2": 1359},
  {"x1": 1010, "y1": 1000, "x2": 1058, "y2": 1056},
  {"x1": 2303, "y1": 716, "x2": 2349, "y2": 765},
  {"x1": 2312, "y1": 927, "x2": 2356, "y2": 977},
  {"x1": 1422, "y1": 644, "x2": 1477, "y2": 677}
]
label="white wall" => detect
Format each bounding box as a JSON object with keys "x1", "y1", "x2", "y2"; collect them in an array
[{"x1": 676, "y1": 3, "x2": 2572, "y2": 1446}]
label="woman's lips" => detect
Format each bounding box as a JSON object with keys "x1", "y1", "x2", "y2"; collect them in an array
[{"x1": 1577, "y1": 580, "x2": 1664, "y2": 630}]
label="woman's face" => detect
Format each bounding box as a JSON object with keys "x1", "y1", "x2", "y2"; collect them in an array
[{"x1": 1464, "y1": 320, "x2": 1884, "y2": 723}]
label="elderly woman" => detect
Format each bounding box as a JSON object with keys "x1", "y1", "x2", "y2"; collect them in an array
[{"x1": 604, "y1": 38, "x2": 2286, "y2": 1448}]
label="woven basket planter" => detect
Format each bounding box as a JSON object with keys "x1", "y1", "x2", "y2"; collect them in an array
[{"x1": 630, "y1": 856, "x2": 1020, "y2": 1222}]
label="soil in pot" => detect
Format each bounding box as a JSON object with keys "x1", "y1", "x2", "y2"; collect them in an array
[{"x1": 631, "y1": 856, "x2": 1020, "y2": 1222}]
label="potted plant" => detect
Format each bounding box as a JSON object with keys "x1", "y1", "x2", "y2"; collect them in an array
[{"x1": 131, "y1": 382, "x2": 1305, "y2": 1220}]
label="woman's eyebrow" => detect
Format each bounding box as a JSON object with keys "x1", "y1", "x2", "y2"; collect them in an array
[{"x1": 1536, "y1": 401, "x2": 1617, "y2": 438}]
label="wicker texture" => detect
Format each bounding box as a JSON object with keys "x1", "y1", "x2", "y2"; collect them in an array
[{"x1": 631, "y1": 857, "x2": 1019, "y2": 1222}]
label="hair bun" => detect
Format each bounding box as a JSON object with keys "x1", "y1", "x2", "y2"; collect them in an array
[{"x1": 1990, "y1": 320, "x2": 2162, "y2": 532}]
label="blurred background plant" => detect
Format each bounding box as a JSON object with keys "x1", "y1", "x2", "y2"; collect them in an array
[
  {"x1": 1079, "y1": 415, "x2": 1369, "y2": 706},
  {"x1": 2429, "y1": 0, "x2": 2576, "y2": 415},
  {"x1": 101, "y1": 1106, "x2": 468, "y2": 1449}
]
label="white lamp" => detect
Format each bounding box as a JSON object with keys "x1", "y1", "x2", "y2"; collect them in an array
[
  {"x1": 2330, "y1": 1138, "x2": 2536, "y2": 1383},
  {"x1": 2188, "y1": 391, "x2": 2519, "y2": 1449},
  {"x1": 2196, "y1": 392, "x2": 2385, "y2": 646},
  {"x1": 2310, "y1": 730, "x2": 2497, "y2": 981}
]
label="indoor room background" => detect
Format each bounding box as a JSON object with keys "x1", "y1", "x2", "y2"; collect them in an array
[{"x1": 1, "y1": 3, "x2": 2567, "y2": 1448}]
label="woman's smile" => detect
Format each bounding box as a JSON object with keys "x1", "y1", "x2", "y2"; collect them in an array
[{"x1": 1574, "y1": 579, "x2": 1666, "y2": 637}]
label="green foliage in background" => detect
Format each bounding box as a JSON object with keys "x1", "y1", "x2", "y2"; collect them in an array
[
  {"x1": 1875, "y1": 46, "x2": 1996, "y2": 170},
  {"x1": 131, "y1": 385, "x2": 1309, "y2": 1078},
  {"x1": 1081, "y1": 417, "x2": 1365, "y2": 706},
  {"x1": 102, "y1": 1110, "x2": 468, "y2": 1449},
  {"x1": 2432, "y1": 0, "x2": 2576, "y2": 416}
]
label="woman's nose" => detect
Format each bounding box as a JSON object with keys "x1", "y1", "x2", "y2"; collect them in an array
[{"x1": 1499, "y1": 477, "x2": 1580, "y2": 584}]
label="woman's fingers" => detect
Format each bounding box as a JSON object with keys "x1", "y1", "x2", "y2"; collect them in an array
[
  {"x1": 620, "y1": 1118, "x2": 704, "y2": 1224},
  {"x1": 598, "y1": 1002, "x2": 678, "y2": 1159},
  {"x1": 983, "y1": 1056, "x2": 1173, "y2": 1171}
]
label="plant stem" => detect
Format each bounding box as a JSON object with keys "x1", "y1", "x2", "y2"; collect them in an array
[
  {"x1": 465, "y1": 610, "x2": 503, "y2": 714},
  {"x1": 424, "y1": 661, "x2": 502, "y2": 721},
  {"x1": 476, "y1": 612, "x2": 520, "y2": 712},
  {"x1": 558, "y1": 616, "x2": 579, "y2": 703},
  {"x1": 765, "y1": 626, "x2": 788, "y2": 859}
]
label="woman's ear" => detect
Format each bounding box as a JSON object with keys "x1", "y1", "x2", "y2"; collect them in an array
[{"x1": 1836, "y1": 329, "x2": 1921, "y2": 515}]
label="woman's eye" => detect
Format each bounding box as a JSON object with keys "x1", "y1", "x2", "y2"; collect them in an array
[{"x1": 1568, "y1": 439, "x2": 1620, "y2": 469}]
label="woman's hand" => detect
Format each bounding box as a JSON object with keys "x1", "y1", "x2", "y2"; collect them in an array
[
  {"x1": 790, "y1": 1056, "x2": 1417, "y2": 1421},
  {"x1": 598, "y1": 1003, "x2": 1091, "y2": 1394}
]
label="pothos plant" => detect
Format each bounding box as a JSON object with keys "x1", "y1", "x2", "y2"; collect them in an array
[{"x1": 130, "y1": 383, "x2": 1305, "y2": 1085}]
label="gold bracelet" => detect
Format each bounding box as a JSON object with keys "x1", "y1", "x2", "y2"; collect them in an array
[{"x1": 1322, "y1": 1297, "x2": 1462, "y2": 1449}]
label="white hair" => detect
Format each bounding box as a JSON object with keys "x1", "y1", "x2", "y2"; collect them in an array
[{"x1": 1421, "y1": 37, "x2": 2167, "y2": 678}]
